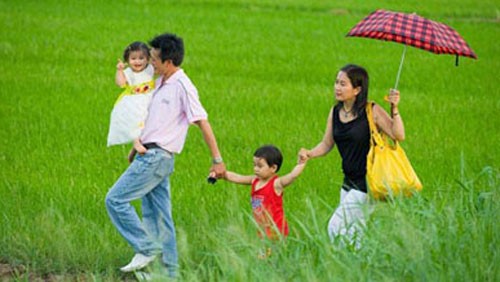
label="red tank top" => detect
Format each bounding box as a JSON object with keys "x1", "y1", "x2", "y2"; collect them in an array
[{"x1": 251, "y1": 176, "x2": 289, "y2": 239}]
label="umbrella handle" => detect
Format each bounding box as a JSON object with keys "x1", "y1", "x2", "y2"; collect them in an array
[{"x1": 394, "y1": 44, "x2": 407, "y2": 90}]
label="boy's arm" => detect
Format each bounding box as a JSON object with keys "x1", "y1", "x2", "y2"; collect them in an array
[
  {"x1": 275, "y1": 162, "x2": 306, "y2": 193},
  {"x1": 224, "y1": 171, "x2": 254, "y2": 185}
]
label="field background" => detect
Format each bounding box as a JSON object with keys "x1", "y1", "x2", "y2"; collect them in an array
[{"x1": 0, "y1": 0, "x2": 498, "y2": 281}]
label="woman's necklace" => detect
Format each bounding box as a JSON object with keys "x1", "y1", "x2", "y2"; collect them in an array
[{"x1": 343, "y1": 106, "x2": 353, "y2": 118}]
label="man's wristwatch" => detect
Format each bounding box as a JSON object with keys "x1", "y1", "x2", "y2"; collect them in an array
[{"x1": 212, "y1": 157, "x2": 223, "y2": 164}]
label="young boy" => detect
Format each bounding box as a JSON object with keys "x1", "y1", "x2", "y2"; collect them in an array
[{"x1": 220, "y1": 145, "x2": 307, "y2": 243}]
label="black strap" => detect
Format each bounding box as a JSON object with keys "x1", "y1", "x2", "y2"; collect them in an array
[{"x1": 143, "y1": 143, "x2": 161, "y2": 150}]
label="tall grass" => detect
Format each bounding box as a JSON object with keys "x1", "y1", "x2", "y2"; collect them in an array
[
  {"x1": 0, "y1": 0, "x2": 498, "y2": 280},
  {"x1": 173, "y1": 166, "x2": 498, "y2": 281}
]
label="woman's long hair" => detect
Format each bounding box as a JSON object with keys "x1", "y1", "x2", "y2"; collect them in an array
[{"x1": 338, "y1": 64, "x2": 369, "y2": 117}]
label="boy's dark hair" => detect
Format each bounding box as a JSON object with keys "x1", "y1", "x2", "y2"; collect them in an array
[
  {"x1": 254, "y1": 145, "x2": 283, "y2": 172},
  {"x1": 149, "y1": 33, "x2": 184, "y2": 66},
  {"x1": 123, "y1": 41, "x2": 150, "y2": 62}
]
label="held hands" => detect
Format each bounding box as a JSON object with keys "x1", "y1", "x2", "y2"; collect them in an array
[
  {"x1": 207, "y1": 171, "x2": 218, "y2": 184},
  {"x1": 207, "y1": 163, "x2": 226, "y2": 184},
  {"x1": 298, "y1": 148, "x2": 310, "y2": 164},
  {"x1": 210, "y1": 162, "x2": 226, "y2": 179}
]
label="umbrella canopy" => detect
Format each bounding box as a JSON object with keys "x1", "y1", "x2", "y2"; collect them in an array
[{"x1": 347, "y1": 9, "x2": 477, "y2": 89}]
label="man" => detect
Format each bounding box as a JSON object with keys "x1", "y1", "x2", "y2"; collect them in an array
[{"x1": 105, "y1": 33, "x2": 225, "y2": 276}]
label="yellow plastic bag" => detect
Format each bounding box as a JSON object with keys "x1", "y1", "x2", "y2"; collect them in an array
[{"x1": 365, "y1": 102, "x2": 422, "y2": 200}]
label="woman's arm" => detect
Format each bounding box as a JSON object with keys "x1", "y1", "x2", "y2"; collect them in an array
[
  {"x1": 373, "y1": 89, "x2": 405, "y2": 141},
  {"x1": 301, "y1": 108, "x2": 335, "y2": 159}
]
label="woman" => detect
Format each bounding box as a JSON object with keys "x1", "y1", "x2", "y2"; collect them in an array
[{"x1": 299, "y1": 64, "x2": 405, "y2": 247}]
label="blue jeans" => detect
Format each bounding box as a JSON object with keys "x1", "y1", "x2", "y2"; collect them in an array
[{"x1": 105, "y1": 148, "x2": 177, "y2": 269}]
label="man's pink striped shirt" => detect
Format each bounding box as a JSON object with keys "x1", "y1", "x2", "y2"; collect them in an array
[{"x1": 140, "y1": 69, "x2": 208, "y2": 154}]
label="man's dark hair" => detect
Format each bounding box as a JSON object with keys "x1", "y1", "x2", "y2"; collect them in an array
[
  {"x1": 149, "y1": 33, "x2": 184, "y2": 66},
  {"x1": 254, "y1": 145, "x2": 283, "y2": 172}
]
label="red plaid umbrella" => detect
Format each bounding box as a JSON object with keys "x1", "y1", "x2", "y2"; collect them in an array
[{"x1": 347, "y1": 9, "x2": 477, "y2": 89}]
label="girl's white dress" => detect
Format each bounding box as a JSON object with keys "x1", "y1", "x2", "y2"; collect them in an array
[{"x1": 107, "y1": 64, "x2": 154, "y2": 146}]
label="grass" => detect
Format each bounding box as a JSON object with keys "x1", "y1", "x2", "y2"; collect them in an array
[{"x1": 0, "y1": 0, "x2": 499, "y2": 281}]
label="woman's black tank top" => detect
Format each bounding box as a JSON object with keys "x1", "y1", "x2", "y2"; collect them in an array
[{"x1": 332, "y1": 104, "x2": 370, "y2": 192}]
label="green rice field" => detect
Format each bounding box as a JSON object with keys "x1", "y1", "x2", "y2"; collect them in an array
[{"x1": 0, "y1": 0, "x2": 498, "y2": 281}]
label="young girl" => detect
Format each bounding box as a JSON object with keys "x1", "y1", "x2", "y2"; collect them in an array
[
  {"x1": 107, "y1": 41, "x2": 155, "y2": 146},
  {"x1": 220, "y1": 145, "x2": 307, "y2": 256}
]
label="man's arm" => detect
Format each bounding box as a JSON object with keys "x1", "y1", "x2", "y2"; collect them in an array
[{"x1": 195, "y1": 119, "x2": 226, "y2": 177}]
